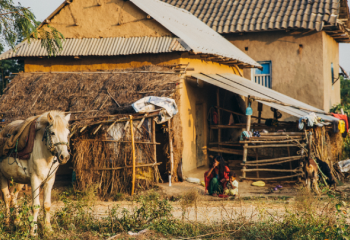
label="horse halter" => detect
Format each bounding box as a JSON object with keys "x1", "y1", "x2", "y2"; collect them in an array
[{"x1": 42, "y1": 124, "x2": 69, "y2": 161}]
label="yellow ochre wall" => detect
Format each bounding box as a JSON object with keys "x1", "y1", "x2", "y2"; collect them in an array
[
  {"x1": 177, "y1": 58, "x2": 240, "y2": 173},
  {"x1": 225, "y1": 31, "x2": 341, "y2": 112},
  {"x1": 43, "y1": 0, "x2": 172, "y2": 38},
  {"x1": 24, "y1": 53, "x2": 241, "y2": 174},
  {"x1": 322, "y1": 31, "x2": 341, "y2": 111}
]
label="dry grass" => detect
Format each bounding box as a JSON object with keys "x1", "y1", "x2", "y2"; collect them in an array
[{"x1": 0, "y1": 65, "x2": 179, "y2": 127}]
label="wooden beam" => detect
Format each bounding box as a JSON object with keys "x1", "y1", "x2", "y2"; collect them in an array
[
  {"x1": 130, "y1": 115, "x2": 136, "y2": 196},
  {"x1": 92, "y1": 162, "x2": 162, "y2": 171},
  {"x1": 242, "y1": 168, "x2": 301, "y2": 173},
  {"x1": 243, "y1": 144, "x2": 302, "y2": 149},
  {"x1": 240, "y1": 173, "x2": 303, "y2": 181},
  {"x1": 243, "y1": 155, "x2": 304, "y2": 164}
]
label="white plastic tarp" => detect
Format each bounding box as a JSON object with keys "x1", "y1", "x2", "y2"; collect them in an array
[{"x1": 132, "y1": 96, "x2": 178, "y2": 124}]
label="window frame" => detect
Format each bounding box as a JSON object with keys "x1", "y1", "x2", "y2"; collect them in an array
[{"x1": 251, "y1": 61, "x2": 272, "y2": 89}]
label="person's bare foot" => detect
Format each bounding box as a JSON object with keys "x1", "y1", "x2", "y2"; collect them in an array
[{"x1": 212, "y1": 193, "x2": 218, "y2": 197}]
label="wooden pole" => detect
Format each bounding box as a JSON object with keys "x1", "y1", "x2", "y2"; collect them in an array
[
  {"x1": 258, "y1": 102, "x2": 263, "y2": 124},
  {"x1": 242, "y1": 97, "x2": 251, "y2": 179},
  {"x1": 152, "y1": 119, "x2": 159, "y2": 183},
  {"x1": 168, "y1": 120, "x2": 174, "y2": 186},
  {"x1": 92, "y1": 162, "x2": 162, "y2": 171},
  {"x1": 130, "y1": 115, "x2": 136, "y2": 196},
  {"x1": 216, "y1": 88, "x2": 221, "y2": 153},
  {"x1": 255, "y1": 149, "x2": 259, "y2": 178},
  {"x1": 249, "y1": 96, "x2": 330, "y2": 115},
  {"x1": 287, "y1": 146, "x2": 293, "y2": 179},
  {"x1": 308, "y1": 132, "x2": 312, "y2": 159}
]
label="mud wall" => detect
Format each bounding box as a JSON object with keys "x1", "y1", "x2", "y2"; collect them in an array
[
  {"x1": 41, "y1": 0, "x2": 172, "y2": 39},
  {"x1": 225, "y1": 30, "x2": 341, "y2": 112}
]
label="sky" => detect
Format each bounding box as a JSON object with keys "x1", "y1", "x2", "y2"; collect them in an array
[{"x1": 18, "y1": 0, "x2": 350, "y2": 72}]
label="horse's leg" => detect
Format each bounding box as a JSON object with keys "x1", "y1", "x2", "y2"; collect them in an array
[
  {"x1": 9, "y1": 183, "x2": 24, "y2": 224},
  {"x1": 43, "y1": 177, "x2": 55, "y2": 231},
  {"x1": 30, "y1": 176, "x2": 41, "y2": 236},
  {"x1": 0, "y1": 173, "x2": 10, "y2": 226}
]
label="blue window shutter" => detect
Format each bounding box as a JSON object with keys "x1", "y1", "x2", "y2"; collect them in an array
[{"x1": 254, "y1": 61, "x2": 272, "y2": 88}]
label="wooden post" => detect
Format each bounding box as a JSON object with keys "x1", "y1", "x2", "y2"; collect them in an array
[
  {"x1": 287, "y1": 146, "x2": 292, "y2": 179},
  {"x1": 258, "y1": 102, "x2": 263, "y2": 124},
  {"x1": 130, "y1": 115, "x2": 136, "y2": 195},
  {"x1": 168, "y1": 120, "x2": 174, "y2": 186},
  {"x1": 152, "y1": 119, "x2": 159, "y2": 183},
  {"x1": 255, "y1": 149, "x2": 259, "y2": 178},
  {"x1": 216, "y1": 88, "x2": 221, "y2": 154},
  {"x1": 242, "y1": 97, "x2": 251, "y2": 179},
  {"x1": 308, "y1": 132, "x2": 312, "y2": 159}
]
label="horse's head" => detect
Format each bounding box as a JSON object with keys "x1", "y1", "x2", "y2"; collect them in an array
[{"x1": 39, "y1": 111, "x2": 71, "y2": 165}]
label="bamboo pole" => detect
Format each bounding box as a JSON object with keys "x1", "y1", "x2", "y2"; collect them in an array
[
  {"x1": 240, "y1": 173, "x2": 303, "y2": 181},
  {"x1": 242, "y1": 155, "x2": 304, "y2": 164},
  {"x1": 287, "y1": 146, "x2": 293, "y2": 179},
  {"x1": 217, "y1": 89, "x2": 221, "y2": 152},
  {"x1": 259, "y1": 132, "x2": 304, "y2": 136},
  {"x1": 244, "y1": 144, "x2": 302, "y2": 148},
  {"x1": 130, "y1": 115, "x2": 136, "y2": 196},
  {"x1": 80, "y1": 139, "x2": 160, "y2": 144},
  {"x1": 216, "y1": 106, "x2": 268, "y2": 120},
  {"x1": 242, "y1": 97, "x2": 251, "y2": 179},
  {"x1": 242, "y1": 168, "x2": 302, "y2": 173},
  {"x1": 255, "y1": 149, "x2": 259, "y2": 178},
  {"x1": 249, "y1": 96, "x2": 331, "y2": 116},
  {"x1": 239, "y1": 139, "x2": 301, "y2": 144},
  {"x1": 92, "y1": 162, "x2": 162, "y2": 171},
  {"x1": 168, "y1": 120, "x2": 174, "y2": 186},
  {"x1": 258, "y1": 102, "x2": 263, "y2": 124},
  {"x1": 152, "y1": 119, "x2": 159, "y2": 183},
  {"x1": 243, "y1": 158, "x2": 301, "y2": 167}
]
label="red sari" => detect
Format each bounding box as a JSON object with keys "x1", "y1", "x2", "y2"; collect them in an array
[{"x1": 204, "y1": 166, "x2": 230, "y2": 191}]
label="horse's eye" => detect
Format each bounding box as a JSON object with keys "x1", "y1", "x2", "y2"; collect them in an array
[{"x1": 51, "y1": 132, "x2": 55, "y2": 136}]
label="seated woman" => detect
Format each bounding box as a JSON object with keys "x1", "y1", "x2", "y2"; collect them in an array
[{"x1": 204, "y1": 155, "x2": 231, "y2": 197}]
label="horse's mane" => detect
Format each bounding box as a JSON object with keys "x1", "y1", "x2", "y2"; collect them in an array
[{"x1": 37, "y1": 111, "x2": 69, "y2": 130}]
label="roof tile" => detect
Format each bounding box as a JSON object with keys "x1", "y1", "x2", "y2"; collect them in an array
[{"x1": 161, "y1": 0, "x2": 345, "y2": 33}]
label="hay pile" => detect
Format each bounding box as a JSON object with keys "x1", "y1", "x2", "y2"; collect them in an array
[
  {"x1": 73, "y1": 120, "x2": 158, "y2": 196},
  {"x1": 312, "y1": 127, "x2": 343, "y2": 181},
  {"x1": 0, "y1": 65, "x2": 179, "y2": 127}
]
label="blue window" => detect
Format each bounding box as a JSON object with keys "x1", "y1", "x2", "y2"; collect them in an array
[{"x1": 253, "y1": 61, "x2": 272, "y2": 88}]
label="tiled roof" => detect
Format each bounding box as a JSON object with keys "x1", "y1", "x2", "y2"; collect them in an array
[
  {"x1": 161, "y1": 0, "x2": 349, "y2": 34},
  {"x1": 0, "y1": 37, "x2": 187, "y2": 60}
]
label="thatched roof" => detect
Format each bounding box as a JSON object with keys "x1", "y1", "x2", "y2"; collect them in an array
[{"x1": 0, "y1": 65, "x2": 179, "y2": 127}]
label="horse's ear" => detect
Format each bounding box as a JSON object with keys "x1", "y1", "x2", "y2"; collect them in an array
[
  {"x1": 65, "y1": 114, "x2": 71, "y2": 122},
  {"x1": 47, "y1": 112, "x2": 54, "y2": 124}
]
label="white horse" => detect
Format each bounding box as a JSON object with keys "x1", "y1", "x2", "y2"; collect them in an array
[{"x1": 0, "y1": 111, "x2": 70, "y2": 236}]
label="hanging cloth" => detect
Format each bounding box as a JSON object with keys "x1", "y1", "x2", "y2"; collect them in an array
[{"x1": 332, "y1": 113, "x2": 349, "y2": 133}]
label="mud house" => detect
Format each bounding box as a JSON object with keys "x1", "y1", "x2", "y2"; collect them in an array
[
  {"x1": 162, "y1": 0, "x2": 350, "y2": 112},
  {"x1": 0, "y1": 0, "x2": 342, "y2": 193}
]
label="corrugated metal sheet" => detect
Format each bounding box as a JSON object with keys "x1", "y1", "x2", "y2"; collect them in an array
[
  {"x1": 130, "y1": 0, "x2": 260, "y2": 68},
  {"x1": 193, "y1": 72, "x2": 338, "y2": 121},
  {"x1": 0, "y1": 37, "x2": 187, "y2": 60},
  {"x1": 162, "y1": 0, "x2": 344, "y2": 33}
]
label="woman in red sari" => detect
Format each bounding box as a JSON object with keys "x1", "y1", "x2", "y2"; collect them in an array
[{"x1": 205, "y1": 156, "x2": 230, "y2": 196}]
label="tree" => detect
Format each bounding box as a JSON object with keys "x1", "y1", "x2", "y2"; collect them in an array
[{"x1": 0, "y1": 0, "x2": 64, "y2": 56}]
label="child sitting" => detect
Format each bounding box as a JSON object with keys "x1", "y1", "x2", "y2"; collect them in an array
[{"x1": 224, "y1": 172, "x2": 238, "y2": 196}]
